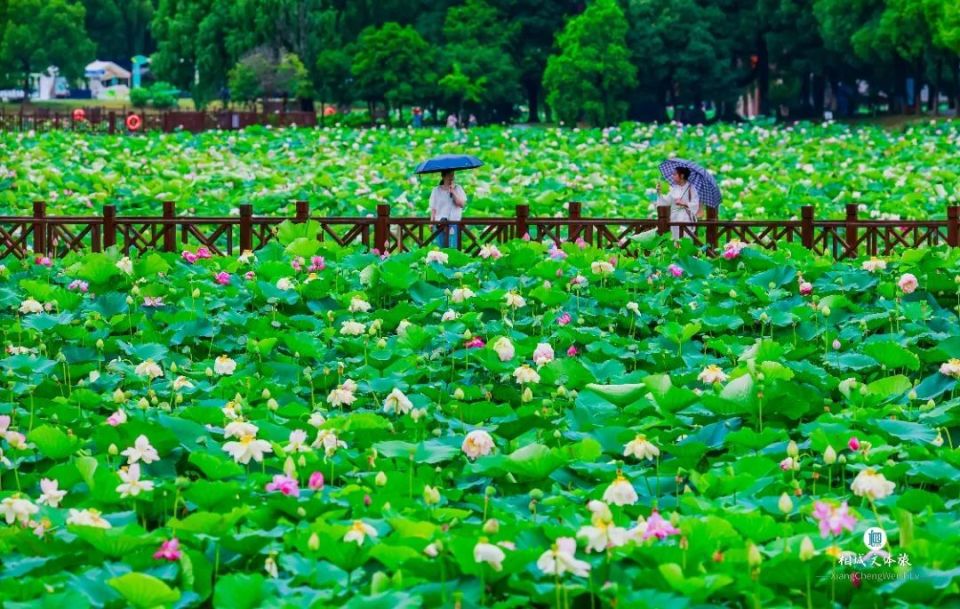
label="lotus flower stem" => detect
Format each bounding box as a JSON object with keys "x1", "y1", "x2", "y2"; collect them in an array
[{"x1": 805, "y1": 566, "x2": 813, "y2": 609}]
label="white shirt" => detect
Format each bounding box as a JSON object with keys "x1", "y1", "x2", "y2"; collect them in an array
[
  {"x1": 430, "y1": 185, "x2": 467, "y2": 221},
  {"x1": 658, "y1": 183, "x2": 699, "y2": 220}
]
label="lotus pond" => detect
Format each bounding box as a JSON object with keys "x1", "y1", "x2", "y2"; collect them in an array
[
  {"x1": 0, "y1": 229, "x2": 958, "y2": 608},
  {"x1": 1, "y1": 121, "x2": 959, "y2": 220}
]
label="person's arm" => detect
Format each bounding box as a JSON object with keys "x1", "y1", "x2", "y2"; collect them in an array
[
  {"x1": 429, "y1": 189, "x2": 438, "y2": 222},
  {"x1": 452, "y1": 185, "x2": 467, "y2": 208},
  {"x1": 688, "y1": 186, "x2": 700, "y2": 217}
]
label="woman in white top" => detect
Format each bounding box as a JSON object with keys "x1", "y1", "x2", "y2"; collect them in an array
[
  {"x1": 657, "y1": 166, "x2": 700, "y2": 241},
  {"x1": 429, "y1": 170, "x2": 467, "y2": 248}
]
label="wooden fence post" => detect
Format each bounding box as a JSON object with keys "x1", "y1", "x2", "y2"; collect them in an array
[
  {"x1": 845, "y1": 203, "x2": 859, "y2": 258},
  {"x1": 32, "y1": 201, "x2": 47, "y2": 257},
  {"x1": 239, "y1": 204, "x2": 253, "y2": 252},
  {"x1": 374, "y1": 204, "x2": 390, "y2": 253},
  {"x1": 108, "y1": 111, "x2": 116, "y2": 135},
  {"x1": 103, "y1": 205, "x2": 117, "y2": 249},
  {"x1": 656, "y1": 205, "x2": 671, "y2": 236},
  {"x1": 568, "y1": 201, "x2": 581, "y2": 243},
  {"x1": 516, "y1": 204, "x2": 529, "y2": 239},
  {"x1": 706, "y1": 206, "x2": 719, "y2": 252},
  {"x1": 801, "y1": 206, "x2": 814, "y2": 249},
  {"x1": 162, "y1": 201, "x2": 176, "y2": 253},
  {"x1": 295, "y1": 200, "x2": 310, "y2": 223},
  {"x1": 948, "y1": 205, "x2": 959, "y2": 247}
]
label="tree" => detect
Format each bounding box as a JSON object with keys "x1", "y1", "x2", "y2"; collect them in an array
[
  {"x1": 80, "y1": 0, "x2": 155, "y2": 60},
  {"x1": 228, "y1": 46, "x2": 312, "y2": 108},
  {"x1": 0, "y1": 0, "x2": 94, "y2": 98},
  {"x1": 543, "y1": 0, "x2": 637, "y2": 126},
  {"x1": 314, "y1": 48, "x2": 353, "y2": 115},
  {"x1": 440, "y1": 0, "x2": 521, "y2": 122},
  {"x1": 227, "y1": 61, "x2": 260, "y2": 108},
  {"x1": 351, "y1": 22, "x2": 433, "y2": 120}
]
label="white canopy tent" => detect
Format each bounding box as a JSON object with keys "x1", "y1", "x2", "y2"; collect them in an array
[{"x1": 85, "y1": 61, "x2": 132, "y2": 100}]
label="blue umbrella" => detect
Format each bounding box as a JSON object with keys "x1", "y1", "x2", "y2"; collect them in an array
[
  {"x1": 414, "y1": 154, "x2": 483, "y2": 175},
  {"x1": 659, "y1": 158, "x2": 722, "y2": 209}
]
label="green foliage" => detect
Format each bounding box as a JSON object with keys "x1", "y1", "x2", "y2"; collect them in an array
[
  {"x1": 129, "y1": 87, "x2": 151, "y2": 109},
  {"x1": 0, "y1": 0, "x2": 94, "y2": 93},
  {"x1": 351, "y1": 22, "x2": 434, "y2": 113},
  {"x1": 543, "y1": 0, "x2": 637, "y2": 126}
]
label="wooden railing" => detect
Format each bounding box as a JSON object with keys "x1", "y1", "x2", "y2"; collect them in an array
[
  {"x1": 0, "y1": 109, "x2": 319, "y2": 134},
  {"x1": 1, "y1": 201, "x2": 957, "y2": 261}
]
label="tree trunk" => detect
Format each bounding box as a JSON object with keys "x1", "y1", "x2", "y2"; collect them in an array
[
  {"x1": 954, "y1": 60, "x2": 960, "y2": 114},
  {"x1": 756, "y1": 33, "x2": 770, "y2": 116},
  {"x1": 813, "y1": 73, "x2": 826, "y2": 117},
  {"x1": 526, "y1": 83, "x2": 539, "y2": 123},
  {"x1": 932, "y1": 58, "x2": 942, "y2": 116}
]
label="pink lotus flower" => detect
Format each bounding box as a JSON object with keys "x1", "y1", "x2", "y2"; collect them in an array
[
  {"x1": 196, "y1": 247, "x2": 212, "y2": 259},
  {"x1": 779, "y1": 457, "x2": 795, "y2": 471},
  {"x1": 575, "y1": 237, "x2": 587, "y2": 249},
  {"x1": 372, "y1": 248, "x2": 380, "y2": 256},
  {"x1": 364, "y1": 494, "x2": 372, "y2": 507},
  {"x1": 153, "y1": 538, "x2": 182, "y2": 561},
  {"x1": 847, "y1": 436, "x2": 860, "y2": 451},
  {"x1": 310, "y1": 256, "x2": 326, "y2": 272},
  {"x1": 557, "y1": 312, "x2": 572, "y2": 326},
  {"x1": 555, "y1": 268, "x2": 563, "y2": 277},
  {"x1": 308, "y1": 472, "x2": 324, "y2": 491},
  {"x1": 35, "y1": 256, "x2": 52, "y2": 267},
  {"x1": 566, "y1": 345, "x2": 578, "y2": 357},
  {"x1": 143, "y1": 296, "x2": 164, "y2": 307},
  {"x1": 465, "y1": 338, "x2": 486, "y2": 349},
  {"x1": 812, "y1": 501, "x2": 857, "y2": 538},
  {"x1": 722, "y1": 241, "x2": 745, "y2": 260},
  {"x1": 642, "y1": 511, "x2": 681, "y2": 541},
  {"x1": 265, "y1": 474, "x2": 299, "y2": 497},
  {"x1": 668, "y1": 264, "x2": 684, "y2": 277},
  {"x1": 548, "y1": 246, "x2": 567, "y2": 261},
  {"x1": 291, "y1": 258, "x2": 303, "y2": 272},
  {"x1": 181, "y1": 251, "x2": 198, "y2": 264},
  {"x1": 898, "y1": 273, "x2": 918, "y2": 294},
  {"x1": 214, "y1": 272, "x2": 231, "y2": 286},
  {"x1": 799, "y1": 282, "x2": 812, "y2": 295},
  {"x1": 106, "y1": 409, "x2": 127, "y2": 427},
  {"x1": 244, "y1": 271, "x2": 255, "y2": 281},
  {"x1": 522, "y1": 233, "x2": 531, "y2": 241},
  {"x1": 68, "y1": 280, "x2": 89, "y2": 292}
]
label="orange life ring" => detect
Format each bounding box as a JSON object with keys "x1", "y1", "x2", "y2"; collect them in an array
[
  {"x1": 72, "y1": 108, "x2": 86, "y2": 121},
  {"x1": 126, "y1": 114, "x2": 142, "y2": 131}
]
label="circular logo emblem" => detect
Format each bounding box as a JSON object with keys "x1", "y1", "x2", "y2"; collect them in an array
[{"x1": 863, "y1": 527, "x2": 887, "y2": 551}]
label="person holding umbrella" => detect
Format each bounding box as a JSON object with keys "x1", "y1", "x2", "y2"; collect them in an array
[
  {"x1": 415, "y1": 154, "x2": 483, "y2": 249},
  {"x1": 430, "y1": 171, "x2": 467, "y2": 248},
  {"x1": 657, "y1": 158, "x2": 722, "y2": 241}
]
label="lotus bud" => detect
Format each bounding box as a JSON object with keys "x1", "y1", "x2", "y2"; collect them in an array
[
  {"x1": 137, "y1": 397, "x2": 149, "y2": 409},
  {"x1": 463, "y1": 330, "x2": 472, "y2": 340},
  {"x1": 922, "y1": 399, "x2": 935, "y2": 411},
  {"x1": 557, "y1": 386, "x2": 567, "y2": 397},
  {"x1": 432, "y1": 427, "x2": 441, "y2": 437},
  {"x1": 298, "y1": 455, "x2": 307, "y2": 467},
  {"x1": 778, "y1": 492, "x2": 793, "y2": 513},
  {"x1": 375, "y1": 471, "x2": 387, "y2": 486},
  {"x1": 838, "y1": 454, "x2": 847, "y2": 464},
  {"x1": 108, "y1": 443, "x2": 118, "y2": 456},
  {"x1": 96, "y1": 339, "x2": 105, "y2": 350},
  {"x1": 262, "y1": 388, "x2": 271, "y2": 399},
  {"x1": 113, "y1": 388, "x2": 125, "y2": 403},
  {"x1": 453, "y1": 388, "x2": 465, "y2": 400},
  {"x1": 175, "y1": 393, "x2": 183, "y2": 404},
  {"x1": 824, "y1": 445, "x2": 837, "y2": 465},
  {"x1": 529, "y1": 489, "x2": 543, "y2": 500},
  {"x1": 522, "y1": 387, "x2": 533, "y2": 402},
  {"x1": 799, "y1": 536, "x2": 816, "y2": 561},
  {"x1": 485, "y1": 486, "x2": 496, "y2": 497},
  {"x1": 296, "y1": 507, "x2": 306, "y2": 518},
  {"x1": 192, "y1": 288, "x2": 200, "y2": 298},
  {"x1": 483, "y1": 519, "x2": 499, "y2": 534},
  {"x1": 169, "y1": 361, "x2": 178, "y2": 374},
  {"x1": 552, "y1": 429, "x2": 561, "y2": 439},
  {"x1": 729, "y1": 290, "x2": 737, "y2": 298},
  {"x1": 423, "y1": 485, "x2": 441, "y2": 505},
  {"x1": 786, "y1": 441, "x2": 799, "y2": 458},
  {"x1": 308, "y1": 532, "x2": 320, "y2": 551},
  {"x1": 747, "y1": 543, "x2": 763, "y2": 567},
  {"x1": 267, "y1": 398, "x2": 279, "y2": 411},
  {"x1": 205, "y1": 367, "x2": 213, "y2": 377},
  {"x1": 284, "y1": 457, "x2": 297, "y2": 478}
]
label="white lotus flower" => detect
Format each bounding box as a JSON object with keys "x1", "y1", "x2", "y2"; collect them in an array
[
  {"x1": 396, "y1": 320, "x2": 412, "y2": 337},
  {"x1": 172, "y1": 376, "x2": 194, "y2": 391},
  {"x1": 590, "y1": 260, "x2": 615, "y2": 275},
  {"x1": 340, "y1": 321, "x2": 365, "y2": 336},
  {"x1": 0, "y1": 495, "x2": 38, "y2": 525},
  {"x1": 285, "y1": 429, "x2": 311, "y2": 453},
  {"x1": 312, "y1": 429, "x2": 347, "y2": 457},
  {"x1": 349, "y1": 297, "x2": 371, "y2": 313},
  {"x1": 121, "y1": 435, "x2": 159, "y2": 465},
  {"x1": 425, "y1": 250, "x2": 448, "y2": 264},
  {"x1": 37, "y1": 478, "x2": 67, "y2": 507},
  {"x1": 116, "y1": 463, "x2": 154, "y2": 498},
  {"x1": 19, "y1": 298, "x2": 44, "y2": 314},
  {"x1": 66, "y1": 508, "x2": 111, "y2": 529},
  {"x1": 276, "y1": 277, "x2": 294, "y2": 291},
  {"x1": 939, "y1": 359, "x2": 960, "y2": 379},
  {"x1": 577, "y1": 522, "x2": 630, "y2": 553},
  {"x1": 223, "y1": 433, "x2": 273, "y2": 464},
  {"x1": 493, "y1": 337, "x2": 515, "y2": 361},
  {"x1": 214, "y1": 355, "x2": 237, "y2": 375},
  {"x1": 626, "y1": 302, "x2": 640, "y2": 314},
  {"x1": 603, "y1": 474, "x2": 639, "y2": 506},
  {"x1": 451, "y1": 287, "x2": 475, "y2": 303},
  {"x1": 851, "y1": 468, "x2": 896, "y2": 500},
  {"x1": 134, "y1": 359, "x2": 163, "y2": 380},
  {"x1": 479, "y1": 244, "x2": 502, "y2": 259},
  {"x1": 623, "y1": 434, "x2": 660, "y2": 461},
  {"x1": 697, "y1": 365, "x2": 728, "y2": 384},
  {"x1": 383, "y1": 388, "x2": 413, "y2": 415},
  {"x1": 861, "y1": 258, "x2": 887, "y2": 272},
  {"x1": 441, "y1": 310, "x2": 459, "y2": 322},
  {"x1": 224, "y1": 420, "x2": 259, "y2": 439},
  {"x1": 462, "y1": 429, "x2": 495, "y2": 459},
  {"x1": 116, "y1": 257, "x2": 133, "y2": 275},
  {"x1": 344, "y1": 520, "x2": 378, "y2": 545},
  {"x1": 532, "y1": 343, "x2": 554, "y2": 366},
  {"x1": 537, "y1": 537, "x2": 591, "y2": 577},
  {"x1": 473, "y1": 541, "x2": 506, "y2": 571},
  {"x1": 504, "y1": 292, "x2": 526, "y2": 309},
  {"x1": 327, "y1": 384, "x2": 357, "y2": 407},
  {"x1": 513, "y1": 365, "x2": 541, "y2": 385}
]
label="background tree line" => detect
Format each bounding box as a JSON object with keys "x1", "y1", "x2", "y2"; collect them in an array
[{"x1": 1, "y1": 0, "x2": 959, "y2": 125}]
